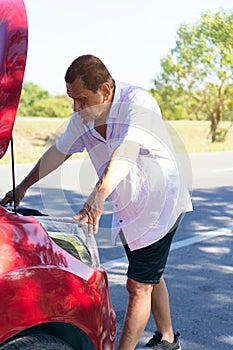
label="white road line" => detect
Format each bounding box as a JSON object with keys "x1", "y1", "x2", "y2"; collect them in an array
[
  {"x1": 212, "y1": 167, "x2": 233, "y2": 173},
  {"x1": 102, "y1": 226, "x2": 233, "y2": 271}
]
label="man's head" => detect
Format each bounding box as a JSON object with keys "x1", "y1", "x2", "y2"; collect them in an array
[
  {"x1": 65, "y1": 54, "x2": 115, "y2": 120},
  {"x1": 65, "y1": 54, "x2": 114, "y2": 93}
]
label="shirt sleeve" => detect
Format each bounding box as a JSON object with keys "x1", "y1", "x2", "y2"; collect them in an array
[
  {"x1": 56, "y1": 113, "x2": 85, "y2": 155},
  {"x1": 121, "y1": 90, "x2": 173, "y2": 153}
]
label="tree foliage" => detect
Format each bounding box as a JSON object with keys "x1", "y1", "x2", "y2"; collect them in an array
[
  {"x1": 18, "y1": 82, "x2": 72, "y2": 118},
  {"x1": 151, "y1": 10, "x2": 233, "y2": 142}
]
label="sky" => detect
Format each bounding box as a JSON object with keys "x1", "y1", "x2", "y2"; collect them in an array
[{"x1": 23, "y1": 0, "x2": 232, "y2": 95}]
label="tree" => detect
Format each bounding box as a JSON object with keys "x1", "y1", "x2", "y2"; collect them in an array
[
  {"x1": 18, "y1": 82, "x2": 49, "y2": 116},
  {"x1": 152, "y1": 10, "x2": 233, "y2": 142},
  {"x1": 30, "y1": 95, "x2": 72, "y2": 118},
  {"x1": 18, "y1": 82, "x2": 72, "y2": 118}
]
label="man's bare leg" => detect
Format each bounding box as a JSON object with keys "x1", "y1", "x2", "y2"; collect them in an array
[
  {"x1": 151, "y1": 276, "x2": 174, "y2": 343},
  {"x1": 117, "y1": 277, "x2": 153, "y2": 350}
]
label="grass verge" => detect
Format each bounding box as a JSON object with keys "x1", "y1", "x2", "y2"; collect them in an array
[{"x1": 1, "y1": 117, "x2": 233, "y2": 164}]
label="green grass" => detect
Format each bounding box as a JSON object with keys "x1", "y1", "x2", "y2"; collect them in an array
[
  {"x1": 1, "y1": 117, "x2": 233, "y2": 164},
  {"x1": 168, "y1": 120, "x2": 233, "y2": 153}
]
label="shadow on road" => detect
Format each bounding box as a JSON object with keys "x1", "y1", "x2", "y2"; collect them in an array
[{"x1": 175, "y1": 185, "x2": 233, "y2": 240}]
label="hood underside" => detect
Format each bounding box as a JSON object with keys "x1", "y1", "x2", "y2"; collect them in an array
[{"x1": 0, "y1": 0, "x2": 28, "y2": 159}]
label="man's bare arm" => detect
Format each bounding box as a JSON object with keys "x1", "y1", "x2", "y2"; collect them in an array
[
  {"x1": 97, "y1": 140, "x2": 140, "y2": 198},
  {"x1": 74, "y1": 140, "x2": 140, "y2": 234},
  {"x1": 1, "y1": 144, "x2": 71, "y2": 206}
]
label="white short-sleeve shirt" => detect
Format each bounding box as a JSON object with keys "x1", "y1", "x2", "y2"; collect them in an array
[{"x1": 56, "y1": 81, "x2": 193, "y2": 250}]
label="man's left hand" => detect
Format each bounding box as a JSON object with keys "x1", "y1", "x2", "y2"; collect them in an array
[{"x1": 74, "y1": 189, "x2": 105, "y2": 235}]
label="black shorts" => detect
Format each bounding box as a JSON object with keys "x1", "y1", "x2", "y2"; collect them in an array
[{"x1": 120, "y1": 227, "x2": 178, "y2": 284}]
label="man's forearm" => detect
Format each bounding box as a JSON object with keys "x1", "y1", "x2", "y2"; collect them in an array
[
  {"x1": 1, "y1": 144, "x2": 71, "y2": 206},
  {"x1": 74, "y1": 141, "x2": 140, "y2": 234},
  {"x1": 95, "y1": 141, "x2": 140, "y2": 200},
  {"x1": 19, "y1": 144, "x2": 71, "y2": 190}
]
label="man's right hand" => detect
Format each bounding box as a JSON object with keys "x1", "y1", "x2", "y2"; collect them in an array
[{"x1": 1, "y1": 185, "x2": 27, "y2": 206}]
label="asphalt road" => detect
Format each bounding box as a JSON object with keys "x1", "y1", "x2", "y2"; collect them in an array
[{"x1": 0, "y1": 150, "x2": 233, "y2": 349}]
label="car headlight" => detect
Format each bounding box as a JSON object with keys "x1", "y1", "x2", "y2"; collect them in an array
[{"x1": 37, "y1": 217, "x2": 100, "y2": 268}]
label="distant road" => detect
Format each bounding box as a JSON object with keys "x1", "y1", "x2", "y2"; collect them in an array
[{"x1": 189, "y1": 150, "x2": 233, "y2": 188}]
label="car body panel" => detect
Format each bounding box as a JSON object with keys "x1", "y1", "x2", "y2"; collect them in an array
[{"x1": 0, "y1": 267, "x2": 115, "y2": 347}]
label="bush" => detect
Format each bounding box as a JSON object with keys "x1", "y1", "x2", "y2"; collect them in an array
[{"x1": 18, "y1": 82, "x2": 72, "y2": 118}]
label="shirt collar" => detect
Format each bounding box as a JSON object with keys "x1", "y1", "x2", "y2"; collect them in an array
[{"x1": 106, "y1": 80, "x2": 121, "y2": 122}]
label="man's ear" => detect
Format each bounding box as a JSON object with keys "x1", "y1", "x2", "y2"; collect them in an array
[
  {"x1": 99, "y1": 82, "x2": 111, "y2": 95},
  {"x1": 98, "y1": 82, "x2": 111, "y2": 101}
]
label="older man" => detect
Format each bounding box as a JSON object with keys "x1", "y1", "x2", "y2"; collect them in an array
[{"x1": 1, "y1": 54, "x2": 192, "y2": 350}]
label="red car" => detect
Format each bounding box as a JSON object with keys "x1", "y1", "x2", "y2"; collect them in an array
[{"x1": 0, "y1": 1, "x2": 116, "y2": 349}]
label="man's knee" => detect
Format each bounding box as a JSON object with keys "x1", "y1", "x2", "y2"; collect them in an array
[{"x1": 126, "y1": 277, "x2": 153, "y2": 297}]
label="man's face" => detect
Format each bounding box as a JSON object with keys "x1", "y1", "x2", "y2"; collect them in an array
[{"x1": 66, "y1": 77, "x2": 107, "y2": 122}]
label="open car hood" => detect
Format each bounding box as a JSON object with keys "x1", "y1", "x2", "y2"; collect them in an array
[{"x1": 0, "y1": 0, "x2": 28, "y2": 159}]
